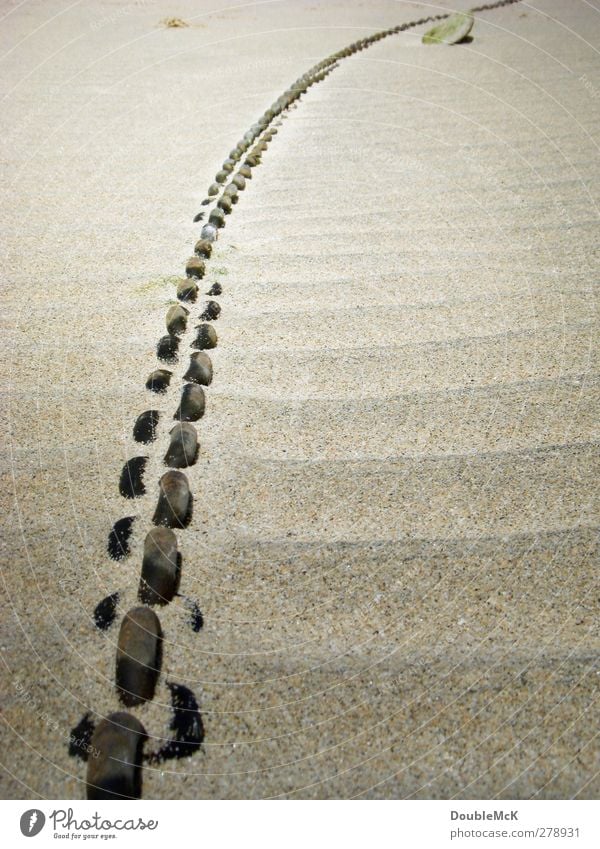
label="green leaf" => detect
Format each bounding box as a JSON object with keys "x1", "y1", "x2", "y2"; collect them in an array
[{"x1": 422, "y1": 12, "x2": 474, "y2": 45}]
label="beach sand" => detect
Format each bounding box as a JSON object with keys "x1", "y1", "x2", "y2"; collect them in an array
[{"x1": 0, "y1": 0, "x2": 598, "y2": 799}]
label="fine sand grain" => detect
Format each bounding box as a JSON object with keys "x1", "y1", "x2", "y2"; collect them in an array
[{"x1": 0, "y1": 0, "x2": 598, "y2": 799}]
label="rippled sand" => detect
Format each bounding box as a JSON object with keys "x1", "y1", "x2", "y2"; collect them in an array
[{"x1": 0, "y1": 0, "x2": 598, "y2": 799}]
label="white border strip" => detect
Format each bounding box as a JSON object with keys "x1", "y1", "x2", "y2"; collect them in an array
[{"x1": 2, "y1": 799, "x2": 599, "y2": 848}]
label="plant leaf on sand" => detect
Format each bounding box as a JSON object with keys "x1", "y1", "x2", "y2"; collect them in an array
[
  {"x1": 422, "y1": 12, "x2": 474, "y2": 45},
  {"x1": 161, "y1": 18, "x2": 189, "y2": 28}
]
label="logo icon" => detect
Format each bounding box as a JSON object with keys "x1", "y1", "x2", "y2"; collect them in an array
[{"x1": 20, "y1": 810, "x2": 45, "y2": 837}]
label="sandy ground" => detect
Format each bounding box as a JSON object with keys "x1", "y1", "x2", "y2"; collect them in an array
[{"x1": 0, "y1": 0, "x2": 598, "y2": 799}]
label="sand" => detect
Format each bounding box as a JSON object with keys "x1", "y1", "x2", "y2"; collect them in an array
[{"x1": 0, "y1": 0, "x2": 598, "y2": 799}]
